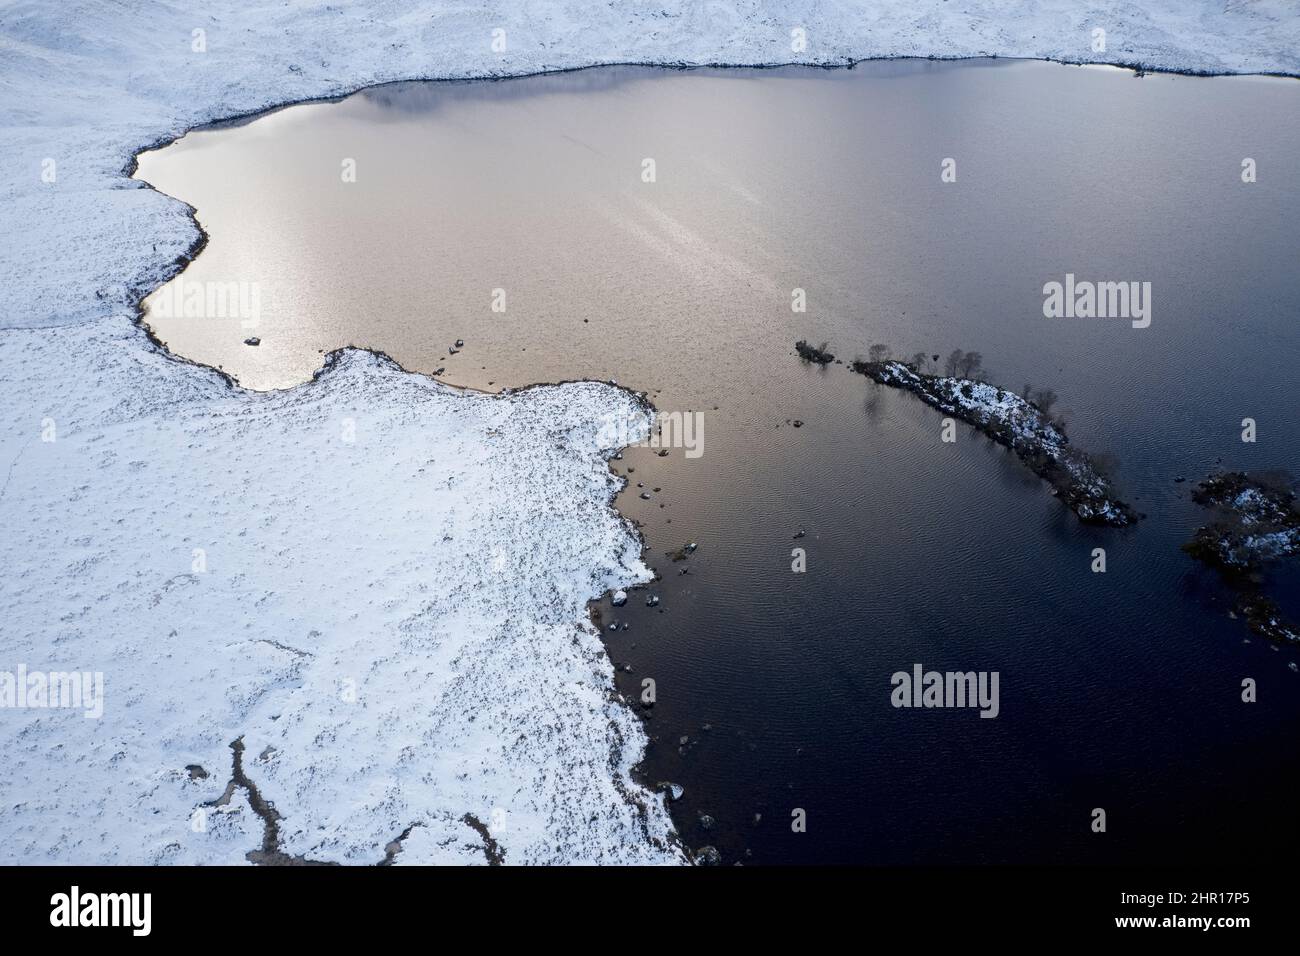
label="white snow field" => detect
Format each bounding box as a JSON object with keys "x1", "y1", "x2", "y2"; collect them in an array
[
  {"x1": 0, "y1": 2, "x2": 1295, "y2": 864},
  {"x1": 1, "y1": 319, "x2": 670, "y2": 864}
]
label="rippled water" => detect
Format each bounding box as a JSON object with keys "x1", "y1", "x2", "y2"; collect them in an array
[{"x1": 136, "y1": 60, "x2": 1300, "y2": 864}]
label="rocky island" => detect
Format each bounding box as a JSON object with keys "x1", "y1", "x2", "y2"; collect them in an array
[
  {"x1": 1184, "y1": 471, "x2": 1300, "y2": 642},
  {"x1": 795, "y1": 339, "x2": 835, "y2": 365},
  {"x1": 843, "y1": 351, "x2": 1140, "y2": 527}
]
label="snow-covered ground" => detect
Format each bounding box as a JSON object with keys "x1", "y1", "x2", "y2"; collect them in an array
[
  {"x1": 1, "y1": 318, "x2": 673, "y2": 864},
  {"x1": 1, "y1": 1, "x2": 1295, "y2": 864}
]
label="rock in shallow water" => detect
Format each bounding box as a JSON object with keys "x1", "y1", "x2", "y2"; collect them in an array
[
  {"x1": 657, "y1": 781, "x2": 684, "y2": 801},
  {"x1": 694, "y1": 845, "x2": 721, "y2": 866}
]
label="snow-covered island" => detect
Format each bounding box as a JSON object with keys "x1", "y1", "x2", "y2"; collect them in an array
[
  {"x1": 1184, "y1": 472, "x2": 1300, "y2": 643},
  {"x1": 847, "y1": 355, "x2": 1140, "y2": 527}
]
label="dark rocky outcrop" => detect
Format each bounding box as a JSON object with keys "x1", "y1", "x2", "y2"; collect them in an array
[{"x1": 1184, "y1": 471, "x2": 1299, "y2": 643}]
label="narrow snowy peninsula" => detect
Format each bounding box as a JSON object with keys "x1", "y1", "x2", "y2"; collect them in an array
[{"x1": 847, "y1": 356, "x2": 1139, "y2": 527}]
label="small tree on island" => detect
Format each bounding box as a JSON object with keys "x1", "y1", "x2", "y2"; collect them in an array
[
  {"x1": 944, "y1": 349, "x2": 964, "y2": 377},
  {"x1": 957, "y1": 350, "x2": 983, "y2": 379}
]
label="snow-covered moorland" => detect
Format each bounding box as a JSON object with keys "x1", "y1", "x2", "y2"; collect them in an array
[
  {"x1": 1, "y1": 2, "x2": 1295, "y2": 864},
  {"x1": 1, "y1": 319, "x2": 677, "y2": 864}
]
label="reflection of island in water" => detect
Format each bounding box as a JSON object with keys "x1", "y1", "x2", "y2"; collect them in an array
[{"x1": 134, "y1": 60, "x2": 1300, "y2": 865}]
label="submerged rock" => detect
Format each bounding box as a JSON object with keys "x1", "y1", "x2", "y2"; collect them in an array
[{"x1": 666, "y1": 541, "x2": 697, "y2": 562}]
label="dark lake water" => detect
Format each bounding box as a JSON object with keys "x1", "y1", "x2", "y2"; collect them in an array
[{"x1": 136, "y1": 60, "x2": 1300, "y2": 865}]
